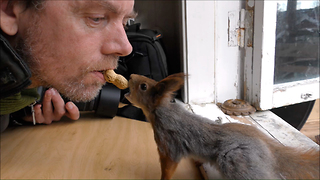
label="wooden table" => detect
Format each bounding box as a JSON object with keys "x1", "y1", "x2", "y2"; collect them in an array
[{"x1": 1, "y1": 113, "x2": 202, "y2": 179}]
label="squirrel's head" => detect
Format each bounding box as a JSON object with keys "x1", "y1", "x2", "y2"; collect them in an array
[{"x1": 125, "y1": 73, "x2": 185, "y2": 110}]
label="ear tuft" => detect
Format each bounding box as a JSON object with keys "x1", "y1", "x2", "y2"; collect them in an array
[{"x1": 154, "y1": 73, "x2": 185, "y2": 96}]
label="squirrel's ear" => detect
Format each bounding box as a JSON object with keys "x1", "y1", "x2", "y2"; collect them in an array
[{"x1": 155, "y1": 73, "x2": 185, "y2": 96}]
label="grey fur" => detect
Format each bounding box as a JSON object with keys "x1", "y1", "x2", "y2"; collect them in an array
[{"x1": 154, "y1": 102, "x2": 279, "y2": 179}]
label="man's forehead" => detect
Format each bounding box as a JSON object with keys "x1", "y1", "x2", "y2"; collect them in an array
[{"x1": 71, "y1": 0, "x2": 136, "y2": 17}]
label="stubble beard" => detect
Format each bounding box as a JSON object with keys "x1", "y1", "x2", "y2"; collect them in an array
[{"x1": 15, "y1": 12, "x2": 118, "y2": 102}]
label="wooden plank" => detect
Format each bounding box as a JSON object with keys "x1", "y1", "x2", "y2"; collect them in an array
[
  {"x1": 249, "y1": 111, "x2": 319, "y2": 149},
  {"x1": 0, "y1": 114, "x2": 201, "y2": 179}
]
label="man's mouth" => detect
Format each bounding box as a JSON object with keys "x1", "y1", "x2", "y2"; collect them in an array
[
  {"x1": 96, "y1": 69, "x2": 113, "y2": 74},
  {"x1": 97, "y1": 70, "x2": 106, "y2": 74},
  {"x1": 91, "y1": 70, "x2": 108, "y2": 82},
  {"x1": 94, "y1": 70, "x2": 109, "y2": 76}
]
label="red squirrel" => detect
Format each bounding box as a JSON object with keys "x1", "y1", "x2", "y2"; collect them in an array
[{"x1": 125, "y1": 73, "x2": 320, "y2": 180}]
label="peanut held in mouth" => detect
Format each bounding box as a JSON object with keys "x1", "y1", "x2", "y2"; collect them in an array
[{"x1": 103, "y1": 70, "x2": 128, "y2": 89}]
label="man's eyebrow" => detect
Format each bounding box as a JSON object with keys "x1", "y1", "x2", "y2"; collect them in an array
[
  {"x1": 126, "y1": 10, "x2": 138, "y2": 19},
  {"x1": 97, "y1": 1, "x2": 138, "y2": 18},
  {"x1": 73, "y1": 1, "x2": 137, "y2": 18},
  {"x1": 97, "y1": 1, "x2": 118, "y2": 14}
]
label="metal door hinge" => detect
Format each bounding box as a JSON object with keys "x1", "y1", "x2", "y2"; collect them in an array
[{"x1": 228, "y1": 8, "x2": 254, "y2": 48}]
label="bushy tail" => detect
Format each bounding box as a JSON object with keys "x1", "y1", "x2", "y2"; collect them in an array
[{"x1": 275, "y1": 145, "x2": 319, "y2": 179}]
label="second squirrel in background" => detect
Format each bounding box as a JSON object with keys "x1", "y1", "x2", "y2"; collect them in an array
[{"x1": 125, "y1": 73, "x2": 319, "y2": 180}]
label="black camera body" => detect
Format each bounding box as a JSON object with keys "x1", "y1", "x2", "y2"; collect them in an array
[
  {"x1": 37, "y1": 83, "x2": 121, "y2": 118},
  {"x1": 74, "y1": 83, "x2": 121, "y2": 118}
]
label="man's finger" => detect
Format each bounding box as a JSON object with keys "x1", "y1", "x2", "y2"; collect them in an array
[
  {"x1": 34, "y1": 104, "x2": 45, "y2": 124},
  {"x1": 50, "y1": 88, "x2": 66, "y2": 120},
  {"x1": 42, "y1": 88, "x2": 54, "y2": 121},
  {"x1": 65, "y1": 102, "x2": 80, "y2": 120}
]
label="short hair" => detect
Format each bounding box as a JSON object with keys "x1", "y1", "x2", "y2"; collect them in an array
[{"x1": 8, "y1": 0, "x2": 45, "y2": 10}]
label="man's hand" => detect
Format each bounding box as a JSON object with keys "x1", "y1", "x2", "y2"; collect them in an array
[{"x1": 24, "y1": 88, "x2": 80, "y2": 124}]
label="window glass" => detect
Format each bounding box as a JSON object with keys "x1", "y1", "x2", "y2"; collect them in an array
[{"x1": 274, "y1": 0, "x2": 319, "y2": 84}]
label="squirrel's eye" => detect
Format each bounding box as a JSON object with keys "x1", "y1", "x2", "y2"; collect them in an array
[{"x1": 140, "y1": 83, "x2": 147, "y2": 91}]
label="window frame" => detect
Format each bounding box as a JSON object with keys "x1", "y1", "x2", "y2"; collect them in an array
[{"x1": 244, "y1": 0, "x2": 319, "y2": 110}]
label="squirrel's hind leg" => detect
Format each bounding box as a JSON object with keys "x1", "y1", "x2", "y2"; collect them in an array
[{"x1": 158, "y1": 149, "x2": 179, "y2": 180}]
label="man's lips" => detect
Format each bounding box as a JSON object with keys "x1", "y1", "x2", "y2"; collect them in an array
[{"x1": 91, "y1": 71, "x2": 106, "y2": 82}]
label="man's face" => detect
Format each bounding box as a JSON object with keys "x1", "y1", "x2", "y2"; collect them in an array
[{"x1": 17, "y1": 0, "x2": 135, "y2": 102}]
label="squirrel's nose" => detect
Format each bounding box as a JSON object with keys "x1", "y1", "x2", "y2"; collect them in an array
[{"x1": 129, "y1": 74, "x2": 138, "y2": 80}]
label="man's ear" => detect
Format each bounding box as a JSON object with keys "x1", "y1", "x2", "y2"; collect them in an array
[
  {"x1": 154, "y1": 73, "x2": 185, "y2": 97},
  {"x1": 0, "y1": 0, "x2": 25, "y2": 35}
]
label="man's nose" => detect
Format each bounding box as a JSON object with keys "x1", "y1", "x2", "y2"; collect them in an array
[{"x1": 101, "y1": 23, "x2": 132, "y2": 57}]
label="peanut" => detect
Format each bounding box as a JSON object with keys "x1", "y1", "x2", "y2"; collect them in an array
[{"x1": 104, "y1": 70, "x2": 128, "y2": 89}]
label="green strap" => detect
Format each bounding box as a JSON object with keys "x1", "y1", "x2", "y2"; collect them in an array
[{"x1": 0, "y1": 88, "x2": 40, "y2": 115}]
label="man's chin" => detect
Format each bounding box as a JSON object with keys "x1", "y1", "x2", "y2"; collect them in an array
[{"x1": 60, "y1": 85, "x2": 103, "y2": 102}]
